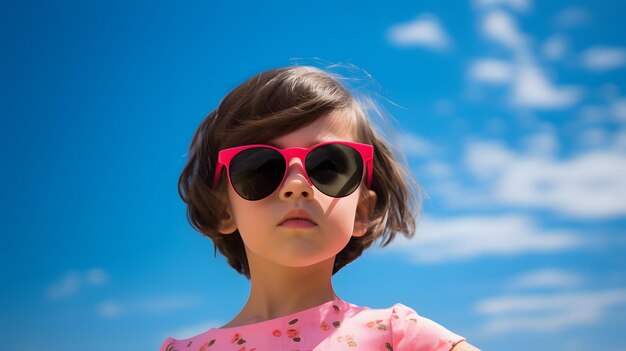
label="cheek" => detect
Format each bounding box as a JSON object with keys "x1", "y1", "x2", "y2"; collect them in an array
[
  {"x1": 227, "y1": 189, "x2": 271, "y2": 233},
  {"x1": 320, "y1": 192, "x2": 360, "y2": 234}
]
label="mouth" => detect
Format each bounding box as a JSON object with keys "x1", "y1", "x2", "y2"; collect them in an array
[
  {"x1": 278, "y1": 208, "x2": 317, "y2": 228},
  {"x1": 278, "y1": 217, "x2": 317, "y2": 228}
]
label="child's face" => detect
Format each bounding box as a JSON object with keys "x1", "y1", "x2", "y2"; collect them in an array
[{"x1": 219, "y1": 111, "x2": 375, "y2": 272}]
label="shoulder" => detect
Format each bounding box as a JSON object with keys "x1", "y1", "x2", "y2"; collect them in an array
[
  {"x1": 159, "y1": 337, "x2": 176, "y2": 351},
  {"x1": 159, "y1": 335, "x2": 218, "y2": 351},
  {"x1": 451, "y1": 340, "x2": 482, "y2": 351},
  {"x1": 159, "y1": 336, "x2": 211, "y2": 351},
  {"x1": 389, "y1": 303, "x2": 468, "y2": 351},
  {"x1": 158, "y1": 324, "x2": 220, "y2": 351}
]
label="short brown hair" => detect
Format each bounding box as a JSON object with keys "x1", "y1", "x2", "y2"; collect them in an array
[{"x1": 178, "y1": 65, "x2": 420, "y2": 278}]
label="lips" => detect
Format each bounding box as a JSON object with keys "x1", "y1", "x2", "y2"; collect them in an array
[
  {"x1": 280, "y1": 218, "x2": 317, "y2": 228},
  {"x1": 278, "y1": 208, "x2": 317, "y2": 226}
]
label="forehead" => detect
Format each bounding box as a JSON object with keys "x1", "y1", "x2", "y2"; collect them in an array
[{"x1": 269, "y1": 110, "x2": 356, "y2": 148}]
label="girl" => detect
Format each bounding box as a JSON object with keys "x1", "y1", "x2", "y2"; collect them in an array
[{"x1": 161, "y1": 65, "x2": 480, "y2": 351}]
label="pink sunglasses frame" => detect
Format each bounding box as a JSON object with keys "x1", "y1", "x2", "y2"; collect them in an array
[{"x1": 213, "y1": 141, "x2": 374, "y2": 198}]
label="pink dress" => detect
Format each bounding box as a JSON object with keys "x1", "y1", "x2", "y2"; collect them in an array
[{"x1": 159, "y1": 299, "x2": 466, "y2": 351}]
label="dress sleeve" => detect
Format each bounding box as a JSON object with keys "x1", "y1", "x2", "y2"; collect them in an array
[
  {"x1": 390, "y1": 303, "x2": 466, "y2": 351},
  {"x1": 159, "y1": 337, "x2": 175, "y2": 351}
]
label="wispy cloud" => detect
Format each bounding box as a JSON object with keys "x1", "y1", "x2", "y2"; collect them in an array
[
  {"x1": 468, "y1": 61, "x2": 583, "y2": 109},
  {"x1": 580, "y1": 46, "x2": 626, "y2": 71},
  {"x1": 481, "y1": 10, "x2": 527, "y2": 52},
  {"x1": 463, "y1": 139, "x2": 515, "y2": 179},
  {"x1": 397, "y1": 132, "x2": 437, "y2": 158},
  {"x1": 469, "y1": 59, "x2": 514, "y2": 84},
  {"x1": 520, "y1": 127, "x2": 560, "y2": 156},
  {"x1": 580, "y1": 127, "x2": 610, "y2": 148},
  {"x1": 380, "y1": 214, "x2": 586, "y2": 263},
  {"x1": 512, "y1": 64, "x2": 583, "y2": 109},
  {"x1": 613, "y1": 99, "x2": 626, "y2": 122},
  {"x1": 387, "y1": 14, "x2": 451, "y2": 50},
  {"x1": 426, "y1": 179, "x2": 492, "y2": 209},
  {"x1": 470, "y1": 7, "x2": 583, "y2": 110},
  {"x1": 579, "y1": 98, "x2": 626, "y2": 124},
  {"x1": 475, "y1": 289, "x2": 626, "y2": 335},
  {"x1": 44, "y1": 268, "x2": 110, "y2": 300},
  {"x1": 96, "y1": 295, "x2": 201, "y2": 318},
  {"x1": 542, "y1": 34, "x2": 569, "y2": 61},
  {"x1": 506, "y1": 268, "x2": 587, "y2": 290},
  {"x1": 554, "y1": 7, "x2": 591, "y2": 28},
  {"x1": 464, "y1": 140, "x2": 626, "y2": 219},
  {"x1": 472, "y1": 0, "x2": 532, "y2": 12},
  {"x1": 97, "y1": 300, "x2": 123, "y2": 317},
  {"x1": 422, "y1": 160, "x2": 454, "y2": 178}
]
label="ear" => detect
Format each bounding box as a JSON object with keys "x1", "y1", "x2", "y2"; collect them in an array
[
  {"x1": 217, "y1": 209, "x2": 237, "y2": 234},
  {"x1": 216, "y1": 194, "x2": 238, "y2": 235},
  {"x1": 353, "y1": 189, "x2": 377, "y2": 237}
]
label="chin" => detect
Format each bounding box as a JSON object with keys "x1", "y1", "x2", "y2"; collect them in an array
[{"x1": 277, "y1": 252, "x2": 339, "y2": 269}]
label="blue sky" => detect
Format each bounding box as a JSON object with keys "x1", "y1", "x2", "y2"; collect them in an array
[{"x1": 3, "y1": 0, "x2": 626, "y2": 350}]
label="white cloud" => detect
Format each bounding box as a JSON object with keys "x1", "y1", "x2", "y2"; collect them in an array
[
  {"x1": 466, "y1": 59, "x2": 582, "y2": 111},
  {"x1": 426, "y1": 179, "x2": 491, "y2": 209},
  {"x1": 473, "y1": 0, "x2": 532, "y2": 12},
  {"x1": 397, "y1": 132, "x2": 436, "y2": 157},
  {"x1": 581, "y1": 47, "x2": 626, "y2": 71},
  {"x1": 381, "y1": 214, "x2": 586, "y2": 264},
  {"x1": 475, "y1": 289, "x2": 626, "y2": 335},
  {"x1": 464, "y1": 140, "x2": 515, "y2": 179},
  {"x1": 387, "y1": 14, "x2": 451, "y2": 50},
  {"x1": 579, "y1": 105, "x2": 606, "y2": 124},
  {"x1": 496, "y1": 152, "x2": 626, "y2": 218},
  {"x1": 469, "y1": 59, "x2": 514, "y2": 83},
  {"x1": 481, "y1": 10, "x2": 526, "y2": 51},
  {"x1": 554, "y1": 7, "x2": 591, "y2": 28},
  {"x1": 423, "y1": 161, "x2": 453, "y2": 178},
  {"x1": 520, "y1": 127, "x2": 559, "y2": 156},
  {"x1": 614, "y1": 130, "x2": 626, "y2": 152},
  {"x1": 45, "y1": 272, "x2": 81, "y2": 300},
  {"x1": 44, "y1": 268, "x2": 110, "y2": 300},
  {"x1": 469, "y1": 6, "x2": 586, "y2": 111},
  {"x1": 512, "y1": 64, "x2": 583, "y2": 109},
  {"x1": 507, "y1": 268, "x2": 586, "y2": 290},
  {"x1": 96, "y1": 295, "x2": 201, "y2": 318},
  {"x1": 542, "y1": 34, "x2": 569, "y2": 61},
  {"x1": 464, "y1": 140, "x2": 626, "y2": 219},
  {"x1": 612, "y1": 99, "x2": 626, "y2": 122},
  {"x1": 578, "y1": 99, "x2": 626, "y2": 124},
  {"x1": 85, "y1": 268, "x2": 109, "y2": 285},
  {"x1": 97, "y1": 300, "x2": 123, "y2": 317},
  {"x1": 580, "y1": 127, "x2": 610, "y2": 147}
]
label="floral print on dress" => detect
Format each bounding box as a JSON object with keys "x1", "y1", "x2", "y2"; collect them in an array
[
  {"x1": 366, "y1": 319, "x2": 388, "y2": 330},
  {"x1": 159, "y1": 300, "x2": 466, "y2": 351},
  {"x1": 336, "y1": 333, "x2": 357, "y2": 347},
  {"x1": 197, "y1": 339, "x2": 215, "y2": 351}
]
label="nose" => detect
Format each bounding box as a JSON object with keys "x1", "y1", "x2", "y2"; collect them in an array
[{"x1": 278, "y1": 158, "x2": 314, "y2": 200}]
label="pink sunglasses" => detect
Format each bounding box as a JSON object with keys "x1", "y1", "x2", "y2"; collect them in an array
[{"x1": 214, "y1": 141, "x2": 374, "y2": 201}]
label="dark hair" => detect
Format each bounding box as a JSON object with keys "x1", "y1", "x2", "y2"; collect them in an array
[{"x1": 178, "y1": 65, "x2": 420, "y2": 278}]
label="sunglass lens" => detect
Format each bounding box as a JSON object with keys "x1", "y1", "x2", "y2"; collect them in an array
[
  {"x1": 229, "y1": 148, "x2": 285, "y2": 200},
  {"x1": 306, "y1": 144, "x2": 363, "y2": 197}
]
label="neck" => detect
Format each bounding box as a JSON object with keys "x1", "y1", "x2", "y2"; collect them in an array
[{"x1": 223, "y1": 249, "x2": 340, "y2": 328}]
